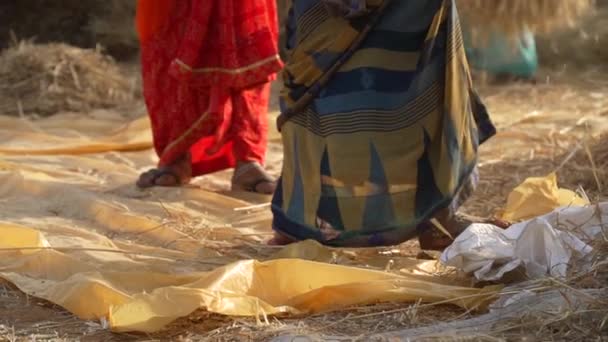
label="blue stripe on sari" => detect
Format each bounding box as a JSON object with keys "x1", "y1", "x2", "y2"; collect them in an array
[{"x1": 273, "y1": 0, "x2": 495, "y2": 247}]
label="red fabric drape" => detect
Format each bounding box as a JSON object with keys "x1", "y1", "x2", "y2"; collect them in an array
[
  {"x1": 136, "y1": 0, "x2": 283, "y2": 176},
  {"x1": 136, "y1": 0, "x2": 174, "y2": 44}
]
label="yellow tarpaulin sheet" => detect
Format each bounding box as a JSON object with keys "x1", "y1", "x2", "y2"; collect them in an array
[
  {"x1": 500, "y1": 172, "x2": 590, "y2": 222},
  {"x1": 0, "y1": 112, "x2": 152, "y2": 155},
  {"x1": 0, "y1": 113, "x2": 499, "y2": 333}
]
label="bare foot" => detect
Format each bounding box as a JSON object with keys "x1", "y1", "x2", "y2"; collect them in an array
[
  {"x1": 418, "y1": 213, "x2": 511, "y2": 251},
  {"x1": 268, "y1": 232, "x2": 295, "y2": 246},
  {"x1": 137, "y1": 154, "x2": 192, "y2": 188},
  {"x1": 231, "y1": 161, "x2": 276, "y2": 194}
]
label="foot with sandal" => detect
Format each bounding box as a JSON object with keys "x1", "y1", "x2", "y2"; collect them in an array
[
  {"x1": 135, "y1": 1, "x2": 283, "y2": 195},
  {"x1": 136, "y1": 154, "x2": 276, "y2": 194},
  {"x1": 267, "y1": 0, "x2": 511, "y2": 252},
  {"x1": 269, "y1": 212, "x2": 511, "y2": 252}
]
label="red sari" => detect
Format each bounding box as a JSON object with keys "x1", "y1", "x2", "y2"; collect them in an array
[{"x1": 136, "y1": 0, "x2": 283, "y2": 176}]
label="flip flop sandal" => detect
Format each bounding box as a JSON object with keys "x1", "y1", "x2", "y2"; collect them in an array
[
  {"x1": 245, "y1": 178, "x2": 276, "y2": 193},
  {"x1": 231, "y1": 162, "x2": 276, "y2": 194},
  {"x1": 137, "y1": 168, "x2": 184, "y2": 188}
]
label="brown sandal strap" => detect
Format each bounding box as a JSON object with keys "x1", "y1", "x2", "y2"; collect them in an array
[
  {"x1": 231, "y1": 162, "x2": 275, "y2": 194},
  {"x1": 246, "y1": 178, "x2": 275, "y2": 193},
  {"x1": 137, "y1": 168, "x2": 184, "y2": 188}
]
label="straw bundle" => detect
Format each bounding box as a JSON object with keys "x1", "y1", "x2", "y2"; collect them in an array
[
  {"x1": 0, "y1": 42, "x2": 135, "y2": 117},
  {"x1": 458, "y1": 0, "x2": 595, "y2": 44}
]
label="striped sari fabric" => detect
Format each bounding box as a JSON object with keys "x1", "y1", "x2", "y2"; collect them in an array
[{"x1": 272, "y1": 0, "x2": 496, "y2": 247}]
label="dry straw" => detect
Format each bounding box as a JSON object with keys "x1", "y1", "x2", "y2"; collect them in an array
[{"x1": 0, "y1": 42, "x2": 135, "y2": 117}]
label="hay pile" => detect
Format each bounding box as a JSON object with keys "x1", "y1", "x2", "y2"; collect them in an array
[
  {"x1": 0, "y1": 42, "x2": 136, "y2": 117},
  {"x1": 459, "y1": 0, "x2": 595, "y2": 44}
]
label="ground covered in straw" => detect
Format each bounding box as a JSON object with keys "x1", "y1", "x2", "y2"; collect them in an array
[
  {"x1": 1, "y1": 6, "x2": 608, "y2": 342},
  {"x1": 0, "y1": 63, "x2": 606, "y2": 341}
]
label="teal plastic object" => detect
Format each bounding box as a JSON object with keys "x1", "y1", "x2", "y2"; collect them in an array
[{"x1": 463, "y1": 26, "x2": 539, "y2": 78}]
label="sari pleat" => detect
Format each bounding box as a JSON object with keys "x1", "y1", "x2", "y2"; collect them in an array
[{"x1": 137, "y1": 0, "x2": 283, "y2": 175}]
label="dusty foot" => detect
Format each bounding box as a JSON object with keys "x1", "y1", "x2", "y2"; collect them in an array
[
  {"x1": 136, "y1": 154, "x2": 192, "y2": 188},
  {"x1": 267, "y1": 232, "x2": 296, "y2": 246},
  {"x1": 418, "y1": 213, "x2": 510, "y2": 252},
  {"x1": 231, "y1": 161, "x2": 276, "y2": 194}
]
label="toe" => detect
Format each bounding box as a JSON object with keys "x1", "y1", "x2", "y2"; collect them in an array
[
  {"x1": 268, "y1": 233, "x2": 294, "y2": 246},
  {"x1": 154, "y1": 173, "x2": 180, "y2": 187},
  {"x1": 254, "y1": 180, "x2": 277, "y2": 194},
  {"x1": 137, "y1": 170, "x2": 157, "y2": 188}
]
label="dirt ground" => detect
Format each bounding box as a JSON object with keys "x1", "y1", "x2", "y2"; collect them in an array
[{"x1": 1, "y1": 5, "x2": 608, "y2": 342}]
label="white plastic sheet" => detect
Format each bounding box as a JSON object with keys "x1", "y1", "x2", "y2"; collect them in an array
[{"x1": 441, "y1": 203, "x2": 607, "y2": 281}]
